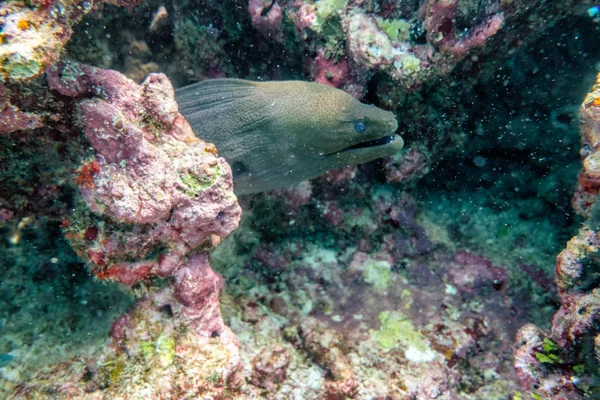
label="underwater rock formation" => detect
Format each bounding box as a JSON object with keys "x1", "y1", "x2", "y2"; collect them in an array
[
  {"x1": 0, "y1": 0, "x2": 145, "y2": 84},
  {"x1": 0, "y1": 0, "x2": 89, "y2": 83},
  {"x1": 263, "y1": 0, "x2": 587, "y2": 93},
  {"x1": 2, "y1": 54, "x2": 243, "y2": 396},
  {"x1": 2, "y1": 58, "x2": 242, "y2": 279},
  {"x1": 47, "y1": 61, "x2": 241, "y2": 283},
  {"x1": 207, "y1": 168, "x2": 526, "y2": 399},
  {"x1": 573, "y1": 73, "x2": 600, "y2": 216},
  {"x1": 13, "y1": 257, "x2": 240, "y2": 399},
  {"x1": 514, "y1": 73, "x2": 600, "y2": 400}
]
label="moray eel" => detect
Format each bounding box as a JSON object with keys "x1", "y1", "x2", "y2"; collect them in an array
[{"x1": 175, "y1": 79, "x2": 403, "y2": 194}]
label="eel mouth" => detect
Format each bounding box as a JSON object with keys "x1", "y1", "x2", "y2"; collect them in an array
[{"x1": 325, "y1": 135, "x2": 398, "y2": 156}]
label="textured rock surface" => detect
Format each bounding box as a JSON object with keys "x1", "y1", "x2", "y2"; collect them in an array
[
  {"x1": 514, "y1": 74, "x2": 600, "y2": 400},
  {"x1": 46, "y1": 61, "x2": 242, "y2": 284},
  {"x1": 2, "y1": 60, "x2": 243, "y2": 397}
]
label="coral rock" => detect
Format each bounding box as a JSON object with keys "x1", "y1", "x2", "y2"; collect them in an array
[
  {"x1": 448, "y1": 251, "x2": 506, "y2": 294},
  {"x1": 49, "y1": 61, "x2": 241, "y2": 283},
  {"x1": 248, "y1": 0, "x2": 283, "y2": 41},
  {"x1": 0, "y1": 0, "x2": 144, "y2": 83},
  {"x1": 384, "y1": 148, "x2": 429, "y2": 184},
  {"x1": 514, "y1": 78, "x2": 600, "y2": 399},
  {"x1": 312, "y1": 49, "x2": 351, "y2": 89},
  {"x1": 574, "y1": 73, "x2": 600, "y2": 215},
  {"x1": 298, "y1": 318, "x2": 357, "y2": 399},
  {"x1": 251, "y1": 346, "x2": 290, "y2": 390}
]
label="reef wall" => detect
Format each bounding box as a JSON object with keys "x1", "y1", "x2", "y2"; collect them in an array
[{"x1": 514, "y1": 74, "x2": 600, "y2": 400}]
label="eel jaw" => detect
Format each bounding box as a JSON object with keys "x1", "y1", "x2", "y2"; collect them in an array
[{"x1": 324, "y1": 135, "x2": 399, "y2": 156}]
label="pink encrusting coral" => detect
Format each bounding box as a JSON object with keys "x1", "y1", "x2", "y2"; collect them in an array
[
  {"x1": 447, "y1": 251, "x2": 507, "y2": 294},
  {"x1": 248, "y1": 0, "x2": 283, "y2": 41},
  {"x1": 270, "y1": 181, "x2": 313, "y2": 208},
  {"x1": 311, "y1": 49, "x2": 351, "y2": 89},
  {"x1": 424, "y1": 0, "x2": 504, "y2": 57},
  {"x1": 0, "y1": 96, "x2": 44, "y2": 134},
  {"x1": 47, "y1": 61, "x2": 241, "y2": 284},
  {"x1": 101, "y1": 255, "x2": 241, "y2": 399},
  {"x1": 7, "y1": 61, "x2": 245, "y2": 398},
  {"x1": 384, "y1": 148, "x2": 429, "y2": 183}
]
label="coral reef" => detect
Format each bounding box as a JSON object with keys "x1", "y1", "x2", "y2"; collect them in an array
[
  {"x1": 202, "y1": 170, "x2": 528, "y2": 398},
  {"x1": 0, "y1": 0, "x2": 90, "y2": 83},
  {"x1": 47, "y1": 61, "x2": 241, "y2": 283},
  {"x1": 2, "y1": 53, "x2": 243, "y2": 396},
  {"x1": 287, "y1": 0, "x2": 586, "y2": 92},
  {"x1": 514, "y1": 74, "x2": 600, "y2": 400},
  {"x1": 574, "y1": 73, "x2": 600, "y2": 216},
  {"x1": 11, "y1": 257, "x2": 240, "y2": 399},
  {"x1": 0, "y1": 0, "x2": 145, "y2": 84},
  {"x1": 1, "y1": 0, "x2": 599, "y2": 399}
]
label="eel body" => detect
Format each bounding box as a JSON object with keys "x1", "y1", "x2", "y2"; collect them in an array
[{"x1": 175, "y1": 79, "x2": 403, "y2": 194}]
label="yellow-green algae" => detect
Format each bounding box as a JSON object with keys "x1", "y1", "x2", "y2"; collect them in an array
[
  {"x1": 363, "y1": 260, "x2": 392, "y2": 291},
  {"x1": 3, "y1": 54, "x2": 42, "y2": 81},
  {"x1": 376, "y1": 17, "x2": 410, "y2": 42},
  {"x1": 370, "y1": 311, "x2": 437, "y2": 362},
  {"x1": 534, "y1": 337, "x2": 563, "y2": 364},
  {"x1": 179, "y1": 164, "x2": 221, "y2": 197},
  {"x1": 401, "y1": 54, "x2": 421, "y2": 76},
  {"x1": 400, "y1": 289, "x2": 413, "y2": 309},
  {"x1": 315, "y1": 0, "x2": 349, "y2": 21},
  {"x1": 140, "y1": 334, "x2": 176, "y2": 367}
]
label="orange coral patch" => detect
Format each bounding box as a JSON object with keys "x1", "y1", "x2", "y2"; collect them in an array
[
  {"x1": 16, "y1": 20, "x2": 31, "y2": 30},
  {"x1": 205, "y1": 143, "x2": 218, "y2": 155},
  {"x1": 74, "y1": 160, "x2": 100, "y2": 188}
]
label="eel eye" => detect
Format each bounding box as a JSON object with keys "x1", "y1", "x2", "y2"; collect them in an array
[{"x1": 354, "y1": 121, "x2": 367, "y2": 133}]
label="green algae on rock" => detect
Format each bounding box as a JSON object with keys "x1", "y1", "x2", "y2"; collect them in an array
[
  {"x1": 370, "y1": 311, "x2": 437, "y2": 362},
  {"x1": 363, "y1": 259, "x2": 393, "y2": 292}
]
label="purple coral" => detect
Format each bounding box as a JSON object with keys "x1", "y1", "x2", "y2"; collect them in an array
[
  {"x1": 424, "y1": 0, "x2": 504, "y2": 57},
  {"x1": 251, "y1": 346, "x2": 290, "y2": 390},
  {"x1": 46, "y1": 61, "x2": 241, "y2": 285},
  {"x1": 7, "y1": 61, "x2": 244, "y2": 397},
  {"x1": 311, "y1": 49, "x2": 351, "y2": 89},
  {"x1": 248, "y1": 0, "x2": 283, "y2": 41},
  {"x1": 447, "y1": 251, "x2": 507, "y2": 294}
]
